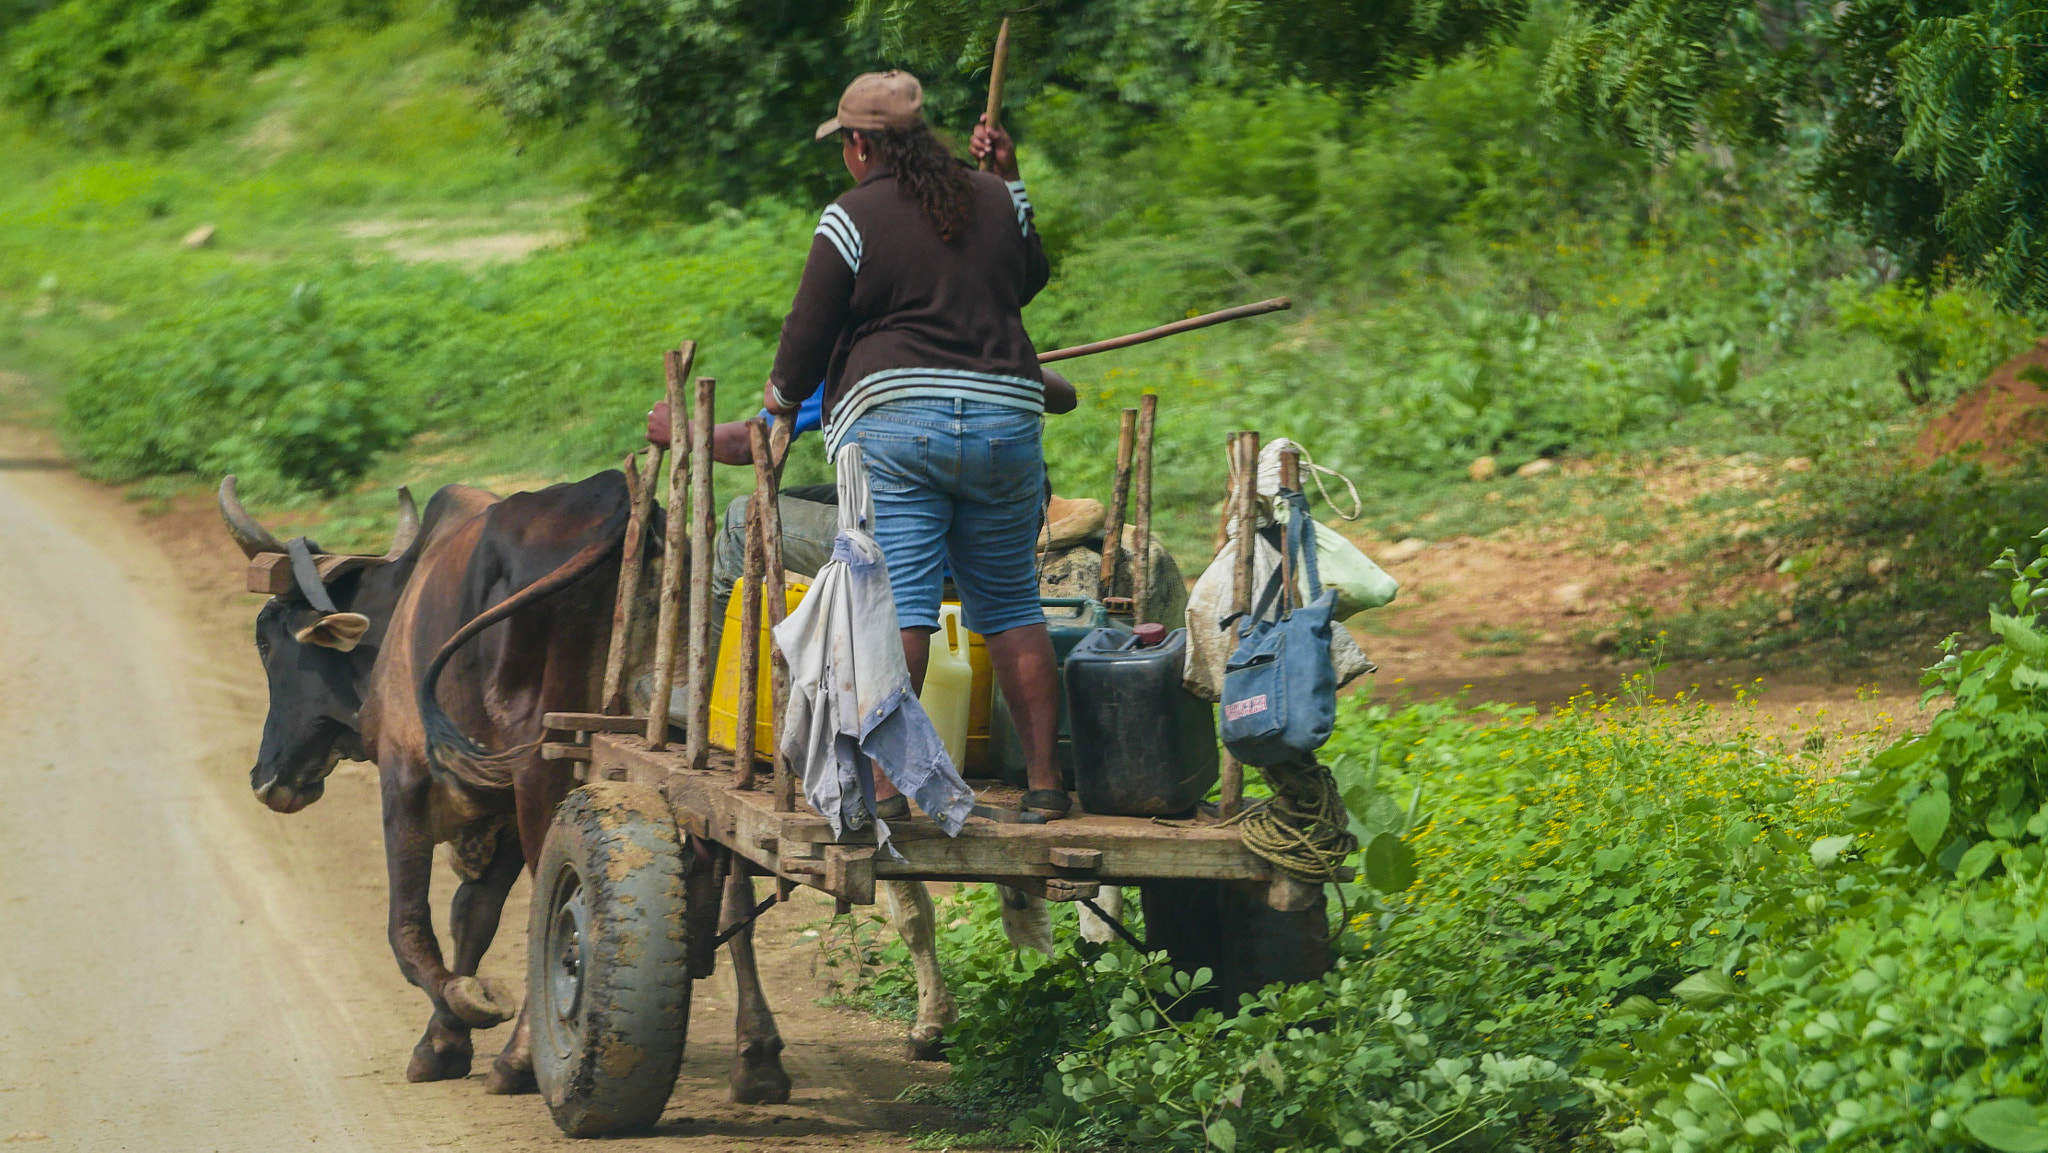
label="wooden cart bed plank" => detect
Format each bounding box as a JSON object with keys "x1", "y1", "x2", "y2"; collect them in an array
[{"x1": 587, "y1": 732, "x2": 1272, "y2": 894}]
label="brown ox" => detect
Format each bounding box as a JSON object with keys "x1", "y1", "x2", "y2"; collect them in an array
[{"x1": 221, "y1": 471, "x2": 802, "y2": 1101}]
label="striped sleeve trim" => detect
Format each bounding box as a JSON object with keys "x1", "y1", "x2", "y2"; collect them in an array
[
  {"x1": 816, "y1": 204, "x2": 863, "y2": 273},
  {"x1": 824, "y1": 367, "x2": 1045, "y2": 453},
  {"x1": 1005, "y1": 180, "x2": 1032, "y2": 237}
]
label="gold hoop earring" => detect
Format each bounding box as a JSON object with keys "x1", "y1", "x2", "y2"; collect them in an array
[{"x1": 859, "y1": 150, "x2": 869, "y2": 162}]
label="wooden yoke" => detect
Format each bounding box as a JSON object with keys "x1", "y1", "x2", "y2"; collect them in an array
[
  {"x1": 646, "y1": 342, "x2": 697, "y2": 749},
  {"x1": 601, "y1": 445, "x2": 663, "y2": 714},
  {"x1": 732, "y1": 420, "x2": 768, "y2": 790},
  {"x1": 1099, "y1": 407, "x2": 1137, "y2": 603},
  {"x1": 682, "y1": 375, "x2": 718, "y2": 773},
  {"x1": 750, "y1": 416, "x2": 797, "y2": 813},
  {"x1": 1131, "y1": 394, "x2": 1157, "y2": 623}
]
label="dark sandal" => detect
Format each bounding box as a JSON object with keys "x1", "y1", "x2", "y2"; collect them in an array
[
  {"x1": 1022, "y1": 789, "x2": 1073, "y2": 820},
  {"x1": 873, "y1": 795, "x2": 911, "y2": 820}
]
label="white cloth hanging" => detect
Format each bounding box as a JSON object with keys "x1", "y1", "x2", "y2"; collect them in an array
[
  {"x1": 1184, "y1": 438, "x2": 1378, "y2": 702},
  {"x1": 772, "y1": 443, "x2": 975, "y2": 856}
]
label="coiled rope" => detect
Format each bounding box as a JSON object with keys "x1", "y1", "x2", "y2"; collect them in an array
[{"x1": 1226, "y1": 755, "x2": 1357, "y2": 884}]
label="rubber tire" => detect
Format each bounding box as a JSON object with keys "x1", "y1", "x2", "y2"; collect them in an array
[{"x1": 530, "y1": 782, "x2": 691, "y2": 1137}]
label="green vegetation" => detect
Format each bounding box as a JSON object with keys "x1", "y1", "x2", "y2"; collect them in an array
[
  {"x1": 819, "y1": 674, "x2": 1879, "y2": 1147},
  {"x1": 818, "y1": 537, "x2": 2048, "y2": 1150}
]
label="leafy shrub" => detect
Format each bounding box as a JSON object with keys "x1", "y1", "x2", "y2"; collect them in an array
[
  {"x1": 1830, "y1": 278, "x2": 2036, "y2": 405},
  {"x1": 1588, "y1": 531, "x2": 2048, "y2": 1150},
  {"x1": 2, "y1": 0, "x2": 389, "y2": 146},
  {"x1": 888, "y1": 689, "x2": 1852, "y2": 1151},
  {"x1": 63, "y1": 281, "x2": 406, "y2": 490},
  {"x1": 1058, "y1": 963, "x2": 1577, "y2": 1152}
]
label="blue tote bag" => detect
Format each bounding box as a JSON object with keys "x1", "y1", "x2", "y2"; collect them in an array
[{"x1": 1219, "y1": 489, "x2": 1338, "y2": 766}]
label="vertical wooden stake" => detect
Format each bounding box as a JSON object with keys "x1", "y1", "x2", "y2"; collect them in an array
[
  {"x1": 1131, "y1": 394, "x2": 1157, "y2": 624},
  {"x1": 732, "y1": 419, "x2": 769, "y2": 790},
  {"x1": 1221, "y1": 429, "x2": 1258, "y2": 819},
  {"x1": 1278, "y1": 448, "x2": 1301, "y2": 613},
  {"x1": 752, "y1": 416, "x2": 797, "y2": 812},
  {"x1": 683, "y1": 375, "x2": 719, "y2": 774},
  {"x1": 646, "y1": 341, "x2": 697, "y2": 749},
  {"x1": 1098, "y1": 407, "x2": 1137, "y2": 602},
  {"x1": 603, "y1": 446, "x2": 662, "y2": 714},
  {"x1": 1229, "y1": 431, "x2": 1259, "y2": 631}
]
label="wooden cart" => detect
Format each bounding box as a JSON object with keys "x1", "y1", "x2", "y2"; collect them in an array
[{"x1": 518, "y1": 342, "x2": 1324, "y2": 1138}]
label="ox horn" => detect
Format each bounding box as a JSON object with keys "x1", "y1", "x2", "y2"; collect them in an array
[
  {"x1": 381, "y1": 486, "x2": 420, "y2": 563},
  {"x1": 219, "y1": 475, "x2": 286, "y2": 559}
]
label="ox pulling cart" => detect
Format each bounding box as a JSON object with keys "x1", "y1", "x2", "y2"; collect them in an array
[{"x1": 523, "y1": 324, "x2": 1338, "y2": 1137}]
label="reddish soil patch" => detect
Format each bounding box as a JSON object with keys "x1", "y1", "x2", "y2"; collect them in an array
[{"x1": 1914, "y1": 340, "x2": 2048, "y2": 468}]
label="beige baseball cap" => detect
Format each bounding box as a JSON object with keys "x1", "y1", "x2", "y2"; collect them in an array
[{"x1": 814, "y1": 71, "x2": 924, "y2": 140}]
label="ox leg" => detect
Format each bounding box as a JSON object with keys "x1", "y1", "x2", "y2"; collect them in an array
[
  {"x1": 1077, "y1": 886, "x2": 1126, "y2": 945},
  {"x1": 437, "y1": 827, "x2": 535, "y2": 1095},
  {"x1": 722, "y1": 869, "x2": 792, "y2": 1105},
  {"x1": 997, "y1": 885, "x2": 1055, "y2": 957},
  {"x1": 881, "y1": 880, "x2": 955, "y2": 1061},
  {"x1": 384, "y1": 782, "x2": 474, "y2": 1083},
  {"x1": 385, "y1": 780, "x2": 517, "y2": 1083}
]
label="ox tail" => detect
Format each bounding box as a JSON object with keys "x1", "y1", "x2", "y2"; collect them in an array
[{"x1": 416, "y1": 517, "x2": 629, "y2": 795}]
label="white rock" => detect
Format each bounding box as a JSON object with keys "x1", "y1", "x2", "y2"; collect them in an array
[
  {"x1": 1516, "y1": 458, "x2": 1556, "y2": 478},
  {"x1": 181, "y1": 224, "x2": 216, "y2": 249},
  {"x1": 1380, "y1": 538, "x2": 1428, "y2": 564},
  {"x1": 1553, "y1": 582, "x2": 1591, "y2": 614}
]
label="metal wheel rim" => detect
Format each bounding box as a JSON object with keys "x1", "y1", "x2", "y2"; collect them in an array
[{"x1": 543, "y1": 864, "x2": 589, "y2": 1060}]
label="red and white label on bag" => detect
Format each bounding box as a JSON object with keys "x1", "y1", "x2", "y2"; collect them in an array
[{"x1": 1223, "y1": 695, "x2": 1269, "y2": 721}]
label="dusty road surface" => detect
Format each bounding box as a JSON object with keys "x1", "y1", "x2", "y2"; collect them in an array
[{"x1": 0, "y1": 433, "x2": 954, "y2": 1151}]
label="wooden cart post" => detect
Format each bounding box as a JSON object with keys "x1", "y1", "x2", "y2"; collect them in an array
[
  {"x1": 682, "y1": 376, "x2": 719, "y2": 773},
  {"x1": 749, "y1": 416, "x2": 798, "y2": 814},
  {"x1": 602, "y1": 446, "x2": 663, "y2": 714},
  {"x1": 1131, "y1": 393, "x2": 1157, "y2": 623},
  {"x1": 1278, "y1": 447, "x2": 1301, "y2": 612},
  {"x1": 1221, "y1": 429, "x2": 1259, "y2": 818},
  {"x1": 732, "y1": 422, "x2": 768, "y2": 789},
  {"x1": 1099, "y1": 407, "x2": 1137, "y2": 603},
  {"x1": 646, "y1": 342, "x2": 697, "y2": 749}
]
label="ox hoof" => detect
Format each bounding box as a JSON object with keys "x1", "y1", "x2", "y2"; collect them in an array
[
  {"x1": 906, "y1": 1025, "x2": 950, "y2": 1063},
  {"x1": 444, "y1": 976, "x2": 518, "y2": 1029},
  {"x1": 485, "y1": 1055, "x2": 538, "y2": 1095},
  {"x1": 407, "y1": 1027, "x2": 475, "y2": 1083},
  {"x1": 730, "y1": 1045, "x2": 791, "y2": 1105}
]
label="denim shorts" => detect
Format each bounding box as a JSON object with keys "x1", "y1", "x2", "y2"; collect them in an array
[{"x1": 847, "y1": 398, "x2": 1047, "y2": 635}]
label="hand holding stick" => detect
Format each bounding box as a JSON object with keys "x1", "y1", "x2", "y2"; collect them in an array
[{"x1": 975, "y1": 18, "x2": 1011, "y2": 175}]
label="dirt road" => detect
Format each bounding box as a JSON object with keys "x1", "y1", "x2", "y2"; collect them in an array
[{"x1": 0, "y1": 436, "x2": 953, "y2": 1151}]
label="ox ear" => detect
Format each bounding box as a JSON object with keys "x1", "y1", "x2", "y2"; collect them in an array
[{"x1": 294, "y1": 612, "x2": 371, "y2": 651}]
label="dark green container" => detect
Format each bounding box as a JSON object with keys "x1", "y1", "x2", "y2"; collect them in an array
[{"x1": 990, "y1": 598, "x2": 1131, "y2": 789}]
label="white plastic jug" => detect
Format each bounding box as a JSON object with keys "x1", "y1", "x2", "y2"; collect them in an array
[{"x1": 920, "y1": 604, "x2": 975, "y2": 770}]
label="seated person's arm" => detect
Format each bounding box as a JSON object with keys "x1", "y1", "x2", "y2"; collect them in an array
[
  {"x1": 1043, "y1": 367, "x2": 1077, "y2": 415},
  {"x1": 644, "y1": 403, "x2": 755, "y2": 464}
]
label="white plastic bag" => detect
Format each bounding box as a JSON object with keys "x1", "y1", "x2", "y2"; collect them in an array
[
  {"x1": 1183, "y1": 524, "x2": 1376, "y2": 703},
  {"x1": 1259, "y1": 438, "x2": 1397, "y2": 617}
]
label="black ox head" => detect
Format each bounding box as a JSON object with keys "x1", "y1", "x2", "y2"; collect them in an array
[{"x1": 220, "y1": 476, "x2": 419, "y2": 814}]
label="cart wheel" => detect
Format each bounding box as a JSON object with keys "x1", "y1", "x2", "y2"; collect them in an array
[{"x1": 530, "y1": 782, "x2": 691, "y2": 1137}]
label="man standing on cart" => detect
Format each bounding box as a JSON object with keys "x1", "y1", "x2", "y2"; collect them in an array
[{"x1": 652, "y1": 71, "x2": 1070, "y2": 821}]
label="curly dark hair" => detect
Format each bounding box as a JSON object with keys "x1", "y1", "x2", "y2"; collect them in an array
[{"x1": 858, "y1": 123, "x2": 974, "y2": 243}]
